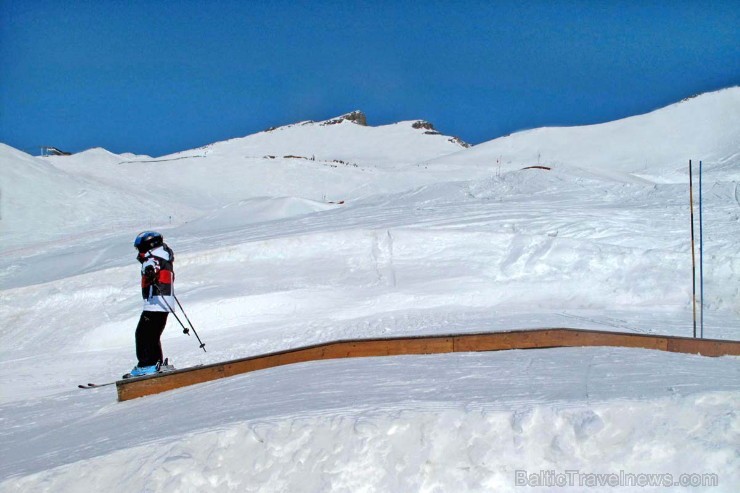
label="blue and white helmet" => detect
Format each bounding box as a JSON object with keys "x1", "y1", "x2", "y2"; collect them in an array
[{"x1": 134, "y1": 231, "x2": 164, "y2": 253}]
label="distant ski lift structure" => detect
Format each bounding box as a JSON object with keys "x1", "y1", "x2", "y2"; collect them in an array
[{"x1": 41, "y1": 146, "x2": 72, "y2": 156}]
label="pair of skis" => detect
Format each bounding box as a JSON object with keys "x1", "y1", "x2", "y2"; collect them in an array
[
  {"x1": 78, "y1": 362, "x2": 206, "y2": 389},
  {"x1": 78, "y1": 363, "x2": 176, "y2": 389}
]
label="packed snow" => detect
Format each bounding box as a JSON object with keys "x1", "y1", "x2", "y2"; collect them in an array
[{"x1": 1, "y1": 89, "x2": 739, "y2": 492}]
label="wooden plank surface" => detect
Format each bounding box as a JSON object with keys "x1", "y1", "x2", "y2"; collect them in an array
[{"x1": 117, "y1": 328, "x2": 740, "y2": 401}]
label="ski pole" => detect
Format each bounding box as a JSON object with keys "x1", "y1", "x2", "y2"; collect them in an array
[
  {"x1": 156, "y1": 290, "x2": 190, "y2": 334},
  {"x1": 153, "y1": 285, "x2": 207, "y2": 352},
  {"x1": 173, "y1": 294, "x2": 207, "y2": 352}
]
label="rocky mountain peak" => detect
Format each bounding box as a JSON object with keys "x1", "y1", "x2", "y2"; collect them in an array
[{"x1": 321, "y1": 111, "x2": 367, "y2": 127}]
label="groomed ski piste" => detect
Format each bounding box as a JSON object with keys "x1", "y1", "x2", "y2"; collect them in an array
[{"x1": 1, "y1": 88, "x2": 739, "y2": 492}]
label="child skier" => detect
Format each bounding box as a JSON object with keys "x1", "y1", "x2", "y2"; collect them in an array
[{"x1": 126, "y1": 231, "x2": 175, "y2": 378}]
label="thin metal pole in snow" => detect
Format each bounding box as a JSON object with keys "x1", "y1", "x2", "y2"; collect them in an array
[
  {"x1": 689, "y1": 160, "x2": 697, "y2": 338},
  {"x1": 699, "y1": 160, "x2": 704, "y2": 339}
]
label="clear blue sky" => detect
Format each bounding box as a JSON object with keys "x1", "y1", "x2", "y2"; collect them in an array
[{"x1": 1, "y1": 0, "x2": 738, "y2": 157}]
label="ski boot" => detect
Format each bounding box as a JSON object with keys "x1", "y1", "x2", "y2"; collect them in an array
[{"x1": 122, "y1": 364, "x2": 159, "y2": 379}]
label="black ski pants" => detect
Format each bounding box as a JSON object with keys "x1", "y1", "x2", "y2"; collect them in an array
[{"x1": 135, "y1": 311, "x2": 168, "y2": 367}]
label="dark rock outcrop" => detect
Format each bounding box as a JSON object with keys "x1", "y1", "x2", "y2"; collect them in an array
[
  {"x1": 412, "y1": 120, "x2": 435, "y2": 130},
  {"x1": 321, "y1": 111, "x2": 367, "y2": 127},
  {"x1": 448, "y1": 136, "x2": 471, "y2": 148}
]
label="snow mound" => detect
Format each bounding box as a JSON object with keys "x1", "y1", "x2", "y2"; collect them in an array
[
  {"x1": 178, "y1": 196, "x2": 342, "y2": 234},
  {"x1": 6, "y1": 396, "x2": 736, "y2": 493}
]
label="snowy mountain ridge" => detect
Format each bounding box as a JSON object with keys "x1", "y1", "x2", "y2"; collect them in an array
[
  {"x1": 156, "y1": 109, "x2": 471, "y2": 167},
  {"x1": 427, "y1": 86, "x2": 740, "y2": 182},
  {"x1": 2, "y1": 87, "x2": 737, "y2": 254}
]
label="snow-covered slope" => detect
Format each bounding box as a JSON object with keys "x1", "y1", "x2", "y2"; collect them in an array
[
  {"x1": 427, "y1": 87, "x2": 740, "y2": 183},
  {"x1": 1, "y1": 90, "x2": 738, "y2": 492},
  {"x1": 2, "y1": 112, "x2": 470, "y2": 251},
  {"x1": 0, "y1": 144, "x2": 183, "y2": 251},
  {"x1": 2, "y1": 349, "x2": 738, "y2": 492}
]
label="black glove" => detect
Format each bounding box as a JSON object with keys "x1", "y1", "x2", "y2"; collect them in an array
[{"x1": 144, "y1": 265, "x2": 157, "y2": 284}]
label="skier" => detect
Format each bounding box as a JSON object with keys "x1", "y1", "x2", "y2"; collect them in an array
[{"x1": 126, "y1": 231, "x2": 175, "y2": 377}]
